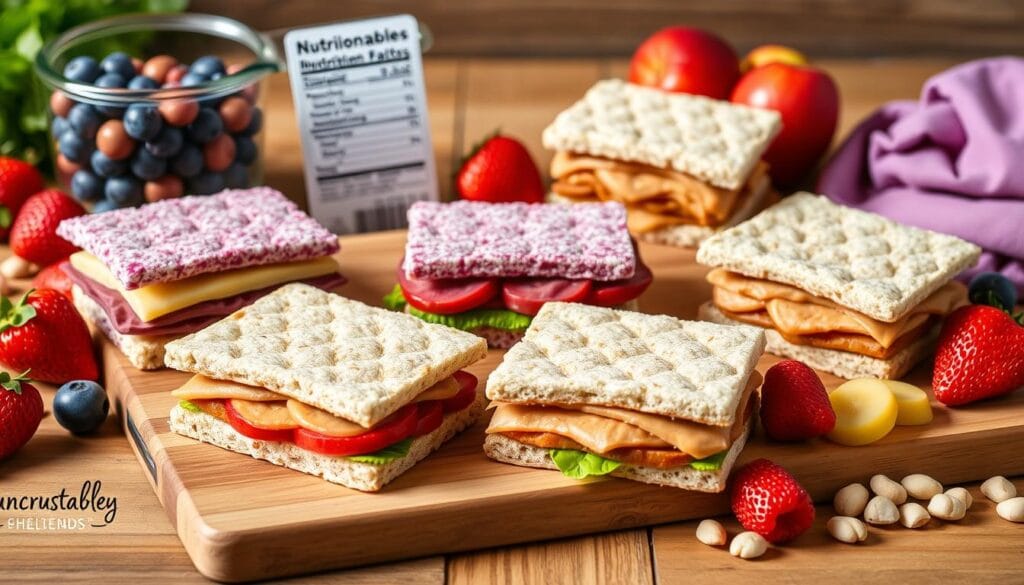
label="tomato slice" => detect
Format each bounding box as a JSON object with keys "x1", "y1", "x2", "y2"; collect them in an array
[
  {"x1": 586, "y1": 260, "x2": 653, "y2": 307},
  {"x1": 224, "y1": 399, "x2": 295, "y2": 442},
  {"x1": 502, "y1": 278, "x2": 592, "y2": 316},
  {"x1": 293, "y1": 403, "x2": 418, "y2": 456},
  {"x1": 414, "y1": 401, "x2": 444, "y2": 436},
  {"x1": 397, "y1": 263, "x2": 499, "y2": 315},
  {"x1": 443, "y1": 370, "x2": 479, "y2": 413}
]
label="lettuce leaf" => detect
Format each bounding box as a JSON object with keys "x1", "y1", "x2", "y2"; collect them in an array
[
  {"x1": 382, "y1": 284, "x2": 532, "y2": 332},
  {"x1": 689, "y1": 450, "x2": 727, "y2": 471},
  {"x1": 347, "y1": 438, "x2": 412, "y2": 464},
  {"x1": 179, "y1": 400, "x2": 202, "y2": 413},
  {"x1": 549, "y1": 449, "x2": 621, "y2": 479}
]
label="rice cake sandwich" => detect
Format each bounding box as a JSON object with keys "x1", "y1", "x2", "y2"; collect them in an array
[
  {"x1": 483, "y1": 302, "x2": 765, "y2": 493},
  {"x1": 166, "y1": 283, "x2": 488, "y2": 492},
  {"x1": 542, "y1": 79, "x2": 781, "y2": 248},
  {"x1": 56, "y1": 187, "x2": 345, "y2": 370},
  {"x1": 697, "y1": 193, "x2": 981, "y2": 380},
  {"x1": 384, "y1": 200, "x2": 653, "y2": 348}
]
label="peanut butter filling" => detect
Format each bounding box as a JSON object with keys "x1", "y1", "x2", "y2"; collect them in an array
[
  {"x1": 549, "y1": 151, "x2": 770, "y2": 233},
  {"x1": 707, "y1": 269, "x2": 967, "y2": 358}
]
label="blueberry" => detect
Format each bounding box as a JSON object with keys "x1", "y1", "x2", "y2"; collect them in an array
[
  {"x1": 95, "y1": 73, "x2": 127, "y2": 89},
  {"x1": 186, "y1": 108, "x2": 223, "y2": 144},
  {"x1": 90, "y1": 150, "x2": 128, "y2": 178},
  {"x1": 189, "y1": 171, "x2": 225, "y2": 195},
  {"x1": 51, "y1": 116, "x2": 70, "y2": 139},
  {"x1": 96, "y1": 103, "x2": 125, "y2": 119},
  {"x1": 189, "y1": 55, "x2": 226, "y2": 77},
  {"x1": 238, "y1": 108, "x2": 262, "y2": 136},
  {"x1": 53, "y1": 380, "x2": 109, "y2": 435},
  {"x1": 234, "y1": 135, "x2": 257, "y2": 165},
  {"x1": 130, "y1": 148, "x2": 167, "y2": 181},
  {"x1": 127, "y1": 75, "x2": 159, "y2": 90},
  {"x1": 100, "y1": 51, "x2": 136, "y2": 80},
  {"x1": 63, "y1": 56, "x2": 101, "y2": 83},
  {"x1": 223, "y1": 162, "x2": 249, "y2": 188},
  {"x1": 67, "y1": 103, "x2": 102, "y2": 139},
  {"x1": 968, "y1": 272, "x2": 1018, "y2": 310},
  {"x1": 209, "y1": 72, "x2": 224, "y2": 81},
  {"x1": 92, "y1": 199, "x2": 119, "y2": 213},
  {"x1": 123, "y1": 104, "x2": 162, "y2": 141},
  {"x1": 181, "y1": 72, "x2": 209, "y2": 88},
  {"x1": 71, "y1": 170, "x2": 104, "y2": 202},
  {"x1": 170, "y1": 144, "x2": 204, "y2": 178},
  {"x1": 104, "y1": 175, "x2": 143, "y2": 207},
  {"x1": 58, "y1": 129, "x2": 93, "y2": 163},
  {"x1": 145, "y1": 126, "x2": 184, "y2": 158}
]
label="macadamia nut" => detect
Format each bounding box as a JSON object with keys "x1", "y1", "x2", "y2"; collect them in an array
[
  {"x1": 696, "y1": 519, "x2": 727, "y2": 546},
  {"x1": 729, "y1": 531, "x2": 768, "y2": 559},
  {"x1": 901, "y1": 474, "x2": 943, "y2": 500},
  {"x1": 827, "y1": 516, "x2": 868, "y2": 544},
  {"x1": 899, "y1": 502, "x2": 930, "y2": 528},
  {"x1": 870, "y1": 474, "x2": 907, "y2": 504},
  {"x1": 864, "y1": 495, "x2": 900, "y2": 525},
  {"x1": 981, "y1": 476, "x2": 1017, "y2": 503},
  {"x1": 996, "y1": 497, "x2": 1024, "y2": 523},
  {"x1": 834, "y1": 483, "x2": 870, "y2": 517},
  {"x1": 944, "y1": 487, "x2": 973, "y2": 510},
  {"x1": 927, "y1": 493, "x2": 966, "y2": 521}
]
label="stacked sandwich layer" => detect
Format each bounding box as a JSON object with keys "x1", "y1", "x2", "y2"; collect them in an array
[
  {"x1": 56, "y1": 187, "x2": 345, "y2": 370},
  {"x1": 542, "y1": 79, "x2": 781, "y2": 248},
  {"x1": 165, "y1": 284, "x2": 488, "y2": 492},
  {"x1": 484, "y1": 302, "x2": 766, "y2": 493},
  {"x1": 386, "y1": 200, "x2": 653, "y2": 348},
  {"x1": 697, "y1": 193, "x2": 981, "y2": 380}
]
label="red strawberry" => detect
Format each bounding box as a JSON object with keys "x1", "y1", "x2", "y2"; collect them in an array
[
  {"x1": 0, "y1": 289, "x2": 97, "y2": 384},
  {"x1": 731, "y1": 458, "x2": 815, "y2": 543},
  {"x1": 456, "y1": 133, "x2": 545, "y2": 203},
  {"x1": 759, "y1": 359, "x2": 836, "y2": 441},
  {"x1": 32, "y1": 260, "x2": 74, "y2": 301},
  {"x1": 933, "y1": 305, "x2": 1024, "y2": 406},
  {"x1": 10, "y1": 189, "x2": 85, "y2": 267},
  {"x1": 0, "y1": 370, "x2": 44, "y2": 460},
  {"x1": 0, "y1": 157, "x2": 45, "y2": 241}
]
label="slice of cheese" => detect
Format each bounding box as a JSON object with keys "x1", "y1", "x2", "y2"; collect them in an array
[
  {"x1": 171, "y1": 375, "x2": 285, "y2": 402},
  {"x1": 70, "y1": 251, "x2": 340, "y2": 322}
]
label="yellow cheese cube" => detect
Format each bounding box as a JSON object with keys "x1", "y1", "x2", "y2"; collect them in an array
[
  {"x1": 881, "y1": 380, "x2": 933, "y2": 426},
  {"x1": 827, "y1": 379, "x2": 898, "y2": 446}
]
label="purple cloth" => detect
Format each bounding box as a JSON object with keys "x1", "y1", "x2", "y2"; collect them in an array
[{"x1": 817, "y1": 57, "x2": 1024, "y2": 293}]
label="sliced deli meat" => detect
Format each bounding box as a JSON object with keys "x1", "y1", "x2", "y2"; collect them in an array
[
  {"x1": 502, "y1": 278, "x2": 592, "y2": 316},
  {"x1": 586, "y1": 260, "x2": 653, "y2": 307},
  {"x1": 397, "y1": 262, "x2": 499, "y2": 314}
]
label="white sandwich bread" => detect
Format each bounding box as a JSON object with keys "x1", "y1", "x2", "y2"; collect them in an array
[
  {"x1": 695, "y1": 193, "x2": 981, "y2": 380},
  {"x1": 164, "y1": 283, "x2": 488, "y2": 492},
  {"x1": 483, "y1": 301, "x2": 765, "y2": 493}
]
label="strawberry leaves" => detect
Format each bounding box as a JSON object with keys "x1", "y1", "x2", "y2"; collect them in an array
[
  {"x1": 0, "y1": 369, "x2": 31, "y2": 395},
  {"x1": 0, "y1": 290, "x2": 36, "y2": 334}
]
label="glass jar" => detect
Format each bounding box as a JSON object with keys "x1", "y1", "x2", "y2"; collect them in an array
[{"x1": 34, "y1": 13, "x2": 282, "y2": 211}]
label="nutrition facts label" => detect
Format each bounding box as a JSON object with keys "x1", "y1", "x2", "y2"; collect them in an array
[{"x1": 284, "y1": 14, "x2": 438, "y2": 234}]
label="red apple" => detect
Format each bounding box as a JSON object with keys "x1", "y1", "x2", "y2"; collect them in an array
[
  {"x1": 629, "y1": 26, "x2": 740, "y2": 99},
  {"x1": 731, "y1": 62, "x2": 840, "y2": 186}
]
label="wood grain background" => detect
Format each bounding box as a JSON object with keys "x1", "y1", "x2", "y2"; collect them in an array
[{"x1": 189, "y1": 0, "x2": 1024, "y2": 57}]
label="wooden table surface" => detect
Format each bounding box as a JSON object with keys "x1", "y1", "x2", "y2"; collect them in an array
[{"x1": 3, "y1": 57, "x2": 1023, "y2": 584}]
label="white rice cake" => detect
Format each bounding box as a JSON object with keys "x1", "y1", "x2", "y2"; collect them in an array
[{"x1": 697, "y1": 193, "x2": 980, "y2": 322}]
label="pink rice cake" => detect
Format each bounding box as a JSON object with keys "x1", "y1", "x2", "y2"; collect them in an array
[
  {"x1": 56, "y1": 187, "x2": 339, "y2": 290},
  {"x1": 403, "y1": 200, "x2": 636, "y2": 281}
]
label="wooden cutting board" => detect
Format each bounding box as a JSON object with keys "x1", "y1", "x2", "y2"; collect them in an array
[{"x1": 107, "y1": 230, "x2": 1024, "y2": 582}]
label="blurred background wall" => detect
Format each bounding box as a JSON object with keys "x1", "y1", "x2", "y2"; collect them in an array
[{"x1": 190, "y1": 0, "x2": 1024, "y2": 57}]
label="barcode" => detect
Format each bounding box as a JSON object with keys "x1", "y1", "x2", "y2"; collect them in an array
[{"x1": 353, "y1": 199, "x2": 415, "y2": 233}]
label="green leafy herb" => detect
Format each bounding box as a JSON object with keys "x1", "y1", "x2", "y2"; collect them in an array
[
  {"x1": 347, "y1": 438, "x2": 412, "y2": 465},
  {"x1": 0, "y1": 0, "x2": 188, "y2": 167},
  {"x1": 178, "y1": 400, "x2": 202, "y2": 413},
  {"x1": 549, "y1": 449, "x2": 621, "y2": 479},
  {"x1": 689, "y1": 450, "x2": 727, "y2": 471},
  {"x1": 383, "y1": 284, "x2": 533, "y2": 332},
  {"x1": 382, "y1": 283, "x2": 407, "y2": 311}
]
